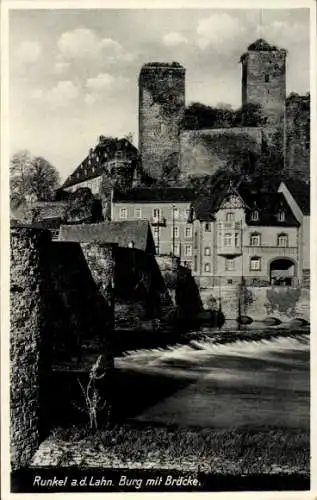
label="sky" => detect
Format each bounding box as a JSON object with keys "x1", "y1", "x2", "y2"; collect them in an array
[{"x1": 9, "y1": 8, "x2": 310, "y2": 182}]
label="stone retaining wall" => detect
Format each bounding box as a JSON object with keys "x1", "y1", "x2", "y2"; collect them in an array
[{"x1": 10, "y1": 228, "x2": 52, "y2": 471}]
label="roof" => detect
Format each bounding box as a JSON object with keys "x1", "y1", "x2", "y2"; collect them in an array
[
  {"x1": 112, "y1": 187, "x2": 195, "y2": 203},
  {"x1": 30, "y1": 217, "x2": 62, "y2": 230},
  {"x1": 248, "y1": 38, "x2": 280, "y2": 51},
  {"x1": 281, "y1": 179, "x2": 310, "y2": 215},
  {"x1": 192, "y1": 183, "x2": 299, "y2": 227},
  {"x1": 240, "y1": 38, "x2": 286, "y2": 63},
  {"x1": 140, "y1": 62, "x2": 185, "y2": 70},
  {"x1": 59, "y1": 220, "x2": 155, "y2": 253},
  {"x1": 192, "y1": 181, "x2": 243, "y2": 221},
  {"x1": 63, "y1": 137, "x2": 138, "y2": 189},
  {"x1": 240, "y1": 191, "x2": 299, "y2": 227},
  {"x1": 11, "y1": 201, "x2": 68, "y2": 223}
]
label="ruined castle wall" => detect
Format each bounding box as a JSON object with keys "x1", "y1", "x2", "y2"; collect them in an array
[
  {"x1": 179, "y1": 127, "x2": 263, "y2": 179},
  {"x1": 139, "y1": 64, "x2": 185, "y2": 180},
  {"x1": 10, "y1": 228, "x2": 52, "y2": 471},
  {"x1": 285, "y1": 96, "x2": 310, "y2": 181},
  {"x1": 242, "y1": 50, "x2": 286, "y2": 127}
]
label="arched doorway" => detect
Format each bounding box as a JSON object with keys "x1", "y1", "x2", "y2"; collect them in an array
[{"x1": 270, "y1": 258, "x2": 296, "y2": 286}]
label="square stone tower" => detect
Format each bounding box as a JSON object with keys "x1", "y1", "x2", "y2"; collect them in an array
[
  {"x1": 240, "y1": 39, "x2": 287, "y2": 128},
  {"x1": 138, "y1": 62, "x2": 185, "y2": 181}
]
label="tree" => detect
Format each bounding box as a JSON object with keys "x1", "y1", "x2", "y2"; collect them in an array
[
  {"x1": 10, "y1": 150, "x2": 60, "y2": 206},
  {"x1": 66, "y1": 187, "x2": 103, "y2": 223},
  {"x1": 158, "y1": 152, "x2": 180, "y2": 186}
]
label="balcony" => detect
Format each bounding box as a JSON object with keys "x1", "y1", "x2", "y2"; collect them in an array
[
  {"x1": 151, "y1": 216, "x2": 166, "y2": 227},
  {"x1": 217, "y1": 245, "x2": 242, "y2": 256},
  {"x1": 245, "y1": 246, "x2": 298, "y2": 257}
]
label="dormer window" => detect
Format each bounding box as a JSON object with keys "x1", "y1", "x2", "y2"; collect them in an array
[
  {"x1": 226, "y1": 212, "x2": 234, "y2": 222},
  {"x1": 277, "y1": 210, "x2": 285, "y2": 222},
  {"x1": 251, "y1": 210, "x2": 259, "y2": 221}
]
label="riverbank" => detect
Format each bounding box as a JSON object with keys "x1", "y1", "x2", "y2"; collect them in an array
[{"x1": 30, "y1": 423, "x2": 309, "y2": 477}]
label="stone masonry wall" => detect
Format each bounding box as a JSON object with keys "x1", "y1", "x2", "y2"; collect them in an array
[
  {"x1": 10, "y1": 228, "x2": 52, "y2": 471},
  {"x1": 179, "y1": 127, "x2": 262, "y2": 179},
  {"x1": 285, "y1": 95, "x2": 310, "y2": 181},
  {"x1": 242, "y1": 50, "x2": 286, "y2": 127},
  {"x1": 49, "y1": 241, "x2": 115, "y2": 367},
  {"x1": 199, "y1": 284, "x2": 309, "y2": 322},
  {"x1": 139, "y1": 64, "x2": 185, "y2": 180}
]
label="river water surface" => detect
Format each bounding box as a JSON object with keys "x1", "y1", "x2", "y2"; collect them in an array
[{"x1": 115, "y1": 327, "x2": 309, "y2": 430}]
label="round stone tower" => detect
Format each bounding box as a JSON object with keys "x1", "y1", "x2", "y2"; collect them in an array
[
  {"x1": 240, "y1": 39, "x2": 287, "y2": 127},
  {"x1": 138, "y1": 62, "x2": 185, "y2": 181}
]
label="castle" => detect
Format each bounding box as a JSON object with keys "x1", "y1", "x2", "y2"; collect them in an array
[
  {"x1": 63, "y1": 38, "x2": 309, "y2": 192},
  {"x1": 61, "y1": 39, "x2": 310, "y2": 288}
]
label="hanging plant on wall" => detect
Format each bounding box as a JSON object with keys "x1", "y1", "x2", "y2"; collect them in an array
[{"x1": 265, "y1": 287, "x2": 301, "y2": 316}]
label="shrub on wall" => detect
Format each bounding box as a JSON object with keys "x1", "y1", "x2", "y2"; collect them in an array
[{"x1": 265, "y1": 287, "x2": 301, "y2": 316}]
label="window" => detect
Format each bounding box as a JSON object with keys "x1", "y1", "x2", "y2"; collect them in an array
[
  {"x1": 277, "y1": 233, "x2": 288, "y2": 247},
  {"x1": 226, "y1": 212, "x2": 234, "y2": 222},
  {"x1": 251, "y1": 210, "x2": 259, "y2": 221},
  {"x1": 135, "y1": 208, "x2": 142, "y2": 219},
  {"x1": 250, "y1": 233, "x2": 261, "y2": 246},
  {"x1": 185, "y1": 226, "x2": 192, "y2": 239},
  {"x1": 204, "y1": 263, "x2": 211, "y2": 273},
  {"x1": 277, "y1": 210, "x2": 285, "y2": 222},
  {"x1": 184, "y1": 245, "x2": 192, "y2": 257},
  {"x1": 185, "y1": 208, "x2": 191, "y2": 220},
  {"x1": 173, "y1": 242, "x2": 180, "y2": 256},
  {"x1": 172, "y1": 226, "x2": 179, "y2": 239},
  {"x1": 250, "y1": 257, "x2": 261, "y2": 271},
  {"x1": 153, "y1": 208, "x2": 161, "y2": 220},
  {"x1": 224, "y1": 233, "x2": 232, "y2": 246},
  {"x1": 173, "y1": 207, "x2": 179, "y2": 219},
  {"x1": 153, "y1": 226, "x2": 159, "y2": 235},
  {"x1": 119, "y1": 207, "x2": 127, "y2": 219},
  {"x1": 115, "y1": 151, "x2": 123, "y2": 160},
  {"x1": 204, "y1": 246, "x2": 211, "y2": 256},
  {"x1": 225, "y1": 258, "x2": 236, "y2": 271},
  {"x1": 204, "y1": 223, "x2": 211, "y2": 232},
  {"x1": 265, "y1": 74, "x2": 270, "y2": 82}
]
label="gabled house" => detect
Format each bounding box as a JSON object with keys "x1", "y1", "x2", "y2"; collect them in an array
[{"x1": 191, "y1": 183, "x2": 303, "y2": 287}]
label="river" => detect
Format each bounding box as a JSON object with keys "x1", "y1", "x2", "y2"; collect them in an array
[{"x1": 115, "y1": 326, "x2": 309, "y2": 430}]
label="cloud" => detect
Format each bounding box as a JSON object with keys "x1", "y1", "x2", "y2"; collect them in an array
[
  {"x1": 57, "y1": 27, "x2": 136, "y2": 64},
  {"x1": 162, "y1": 32, "x2": 188, "y2": 47},
  {"x1": 258, "y1": 21, "x2": 309, "y2": 49},
  {"x1": 15, "y1": 40, "x2": 41, "y2": 64},
  {"x1": 86, "y1": 72, "x2": 115, "y2": 91},
  {"x1": 196, "y1": 14, "x2": 245, "y2": 50},
  {"x1": 84, "y1": 72, "x2": 129, "y2": 105},
  {"x1": 32, "y1": 80, "x2": 80, "y2": 107},
  {"x1": 54, "y1": 61, "x2": 71, "y2": 74}
]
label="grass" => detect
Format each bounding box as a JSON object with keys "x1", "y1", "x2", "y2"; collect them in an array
[{"x1": 41, "y1": 423, "x2": 309, "y2": 476}]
